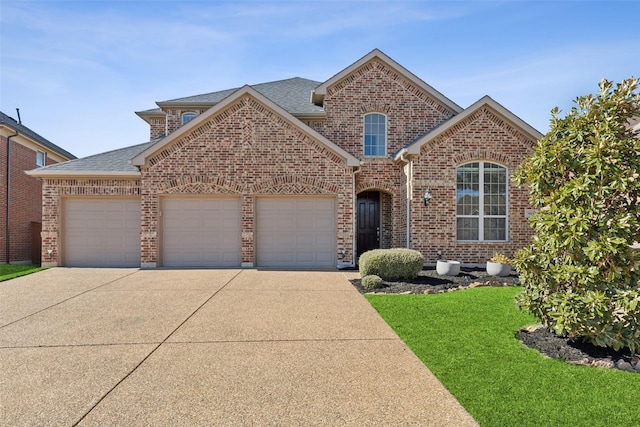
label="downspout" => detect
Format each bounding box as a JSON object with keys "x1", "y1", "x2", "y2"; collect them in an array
[
  {"x1": 352, "y1": 165, "x2": 362, "y2": 265},
  {"x1": 5, "y1": 125, "x2": 19, "y2": 264},
  {"x1": 398, "y1": 149, "x2": 411, "y2": 249}
]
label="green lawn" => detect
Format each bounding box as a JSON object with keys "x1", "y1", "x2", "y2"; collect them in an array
[
  {"x1": 366, "y1": 287, "x2": 639, "y2": 427},
  {"x1": 0, "y1": 264, "x2": 45, "y2": 282}
]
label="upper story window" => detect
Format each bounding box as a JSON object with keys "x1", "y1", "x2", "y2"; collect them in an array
[
  {"x1": 181, "y1": 112, "x2": 197, "y2": 125},
  {"x1": 36, "y1": 151, "x2": 46, "y2": 168},
  {"x1": 363, "y1": 113, "x2": 387, "y2": 157},
  {"x1": 456, "y1": 162, "x2": 508, "y2": 241}
]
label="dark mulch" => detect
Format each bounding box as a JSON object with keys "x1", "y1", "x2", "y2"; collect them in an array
[
  {"x1": 348, "y1": 266, "x2": 519, "y2": 294},
  {"x1": 348, "y1": 267, "x2": 639, "y2": 372},
  {"x1": 518, "y1": 326, "x2": 639, "y2": 372}
]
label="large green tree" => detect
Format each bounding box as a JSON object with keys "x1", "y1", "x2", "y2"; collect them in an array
[{"x1": 514, "y1": 77, "x2": 640, "y2": 352}]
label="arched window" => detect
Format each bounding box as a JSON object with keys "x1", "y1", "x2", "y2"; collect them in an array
[
  {"x1": 181, "y1": 111, "x2": 197, "y2": 125},
  {"x1": 363, "y1": 113, "x2": 387, "y2": 157},
  {"x1": 456, "y1": 162, "x2": 508, "y2": 241}
]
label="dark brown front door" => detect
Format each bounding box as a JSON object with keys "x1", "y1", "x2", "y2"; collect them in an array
[{"x1": 357, "y1": 191, "x2": 380, "y2": 260}]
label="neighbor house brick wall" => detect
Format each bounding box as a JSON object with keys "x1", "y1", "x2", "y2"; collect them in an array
[
  {"x1": 409, "y1": 107, "x2": 536, "y2": 264},
  {"x1": 40, "y1": 178, "x2": 141, "y2": 266},
  {"x1": 0, "y1": 137, "x2": 58, "y2": 263},
  {"x1": 141, "y1": 95, "x2": 354, "y2": 267}
]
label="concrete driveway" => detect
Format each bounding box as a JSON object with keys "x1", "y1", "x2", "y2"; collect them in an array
[{"x1": 0, "y1": 268, "x2": 477, "y2": 426}]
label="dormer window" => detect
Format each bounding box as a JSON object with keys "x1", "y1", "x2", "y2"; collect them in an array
[
  {"x1": 181, "y1": 112, "x2": 197, "y2": 125},
  {"x1": 363, "y1": 113, "x2": 387, "y2": 157},
  {"x1": 36, "y1": 151, "x2": 46, "y2": 168}
]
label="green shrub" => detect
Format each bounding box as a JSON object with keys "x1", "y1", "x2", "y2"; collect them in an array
[
  {"x1": 514, "y1": 77, "x2": 640, "y2": 352},
  {"x1": 361, "y1": 274, "x2": 384, "y2": 290},
  {"x1": 359, "y1": 248, "x2": 424, "y2": 281}
]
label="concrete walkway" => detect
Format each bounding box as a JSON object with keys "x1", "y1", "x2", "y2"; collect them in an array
[{"x1": 0, "y1": 268, "x2": 477, "y2": 426}]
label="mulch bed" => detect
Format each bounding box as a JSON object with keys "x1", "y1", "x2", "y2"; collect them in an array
[
  {"x1": 348, "y1": 266, "x2": 519, "y2": 295},
  {"x1": 348, "y1": 267, "x2": 639, "y2": 373}
]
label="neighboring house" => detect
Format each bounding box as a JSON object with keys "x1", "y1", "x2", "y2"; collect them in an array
[
  {"x1": 28, "y1": 49, "x2": 542, "y2": 269},
  {"x1": 1, "y1": 111, "x2": 76, "y2": 264}
]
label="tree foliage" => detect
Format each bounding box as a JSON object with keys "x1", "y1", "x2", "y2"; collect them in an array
[{"x1": 514, "y1": 77, "x2": 640, "y2": 352}]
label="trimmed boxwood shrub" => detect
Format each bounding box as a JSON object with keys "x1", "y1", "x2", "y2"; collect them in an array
[
  {"x1": 361, "y1": 274, "x2": 384, "y2": 290},
  {"x1": 359, "y1": 248, "x2": 424, "y2": 281}
]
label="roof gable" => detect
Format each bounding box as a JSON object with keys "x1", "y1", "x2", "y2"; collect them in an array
[
  {"x1": 131, "y1": 85, "x2": 360, "y2": 167},
  {"x1": 399, "y1": 96, "x2": 543, "y2": 158},
  {"x1": 312, "y1": 49, "x2": 462, "y2": 115}
]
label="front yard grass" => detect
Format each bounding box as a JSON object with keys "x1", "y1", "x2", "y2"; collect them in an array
[
  {"x1": 366, "y1": 287, "x2": 639, "y2": 427},
  {"x1": 0, "y1": 264, "x2": 45, "y2": 282}
]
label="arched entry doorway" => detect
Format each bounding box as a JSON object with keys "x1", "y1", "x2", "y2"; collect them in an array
[{"x1": 356, "y1": 191, "x2": 380, "y2": 259}]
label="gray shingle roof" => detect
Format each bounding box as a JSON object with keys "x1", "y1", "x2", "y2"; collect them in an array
[
  {"x1": 35, "y1": 141, "x2": 154, "y2": 173},
  {"x1": 38, "y1": 77, "x2": 326, "y2": 175},
  {"x1": 159, "y1": 77, "x2": 325, "y2": 115},
  {"x1": 0, "y1": 111, "x2": 76, "y2": 160}
]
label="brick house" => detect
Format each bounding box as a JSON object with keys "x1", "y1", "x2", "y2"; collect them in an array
[
  {"x1": 28, "y1": 49, "x2": 542, "y2": 268},
  {"x1": 1, "y1": 111, "x2": 76, "y2": 264}
]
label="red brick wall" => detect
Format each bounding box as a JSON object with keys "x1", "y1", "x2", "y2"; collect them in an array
[
  {"x1": 0, "y1": 137, "x2": 58, "y2": 263},
  {"x1": 140, "y1": 95, "x2": 354, "y2": 267},
  {"x1": 310, "y1": 58, "x2": 459, "y2": 254},
  {"x1": 410, "y1": 107, "x2": 536, "y2": 264}
]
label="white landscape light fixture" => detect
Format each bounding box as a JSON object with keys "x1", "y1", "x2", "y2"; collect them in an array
[{"x1": 423, "y1": 189, "x2": 432, "y2": 206}]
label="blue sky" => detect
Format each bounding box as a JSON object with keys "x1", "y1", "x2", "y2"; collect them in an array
[{"x1": 1, "y1": 0, "x2": 638, "y2": 159}]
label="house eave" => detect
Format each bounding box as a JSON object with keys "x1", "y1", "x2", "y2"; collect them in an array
[
  {"x1": 293, "y1": 112, "x2": 326, "y2": 120},
  {"x1": 155, "y1": 101, "x2": 215, "y2": 109},
  {"x1": 25, "y1": 170, "x2": 141, "y2": 179}
]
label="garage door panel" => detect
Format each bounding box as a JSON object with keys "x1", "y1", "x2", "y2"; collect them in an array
[
  {"x1": 64, "y1": 199, "x2": 141, "y2": 267},
  {"x1": 256, "y1": 197, "x2": 336, "y2": 268},
  {"x1": 162, "y1": 197, "x2": 241, "y2": 267}
]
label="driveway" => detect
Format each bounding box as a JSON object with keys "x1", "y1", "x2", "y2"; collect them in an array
[{"x1": 0, "y1": 268, "x2": 477, "y2": 426}]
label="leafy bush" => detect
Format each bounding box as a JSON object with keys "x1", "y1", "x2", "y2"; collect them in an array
[
  {"x1": 359, "y1": 248, "x2": 424, "y2": 281},
  {"x1": 514, "y1": 77, "x2": 640, "y2": 352},
  {"x1": 361, "y1": 274, "x2": 384, "y2": 290}
]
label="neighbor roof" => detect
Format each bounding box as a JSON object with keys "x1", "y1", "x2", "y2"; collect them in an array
[{"x1": 0, "y1": 111, "x2": 76, "y2": 160}]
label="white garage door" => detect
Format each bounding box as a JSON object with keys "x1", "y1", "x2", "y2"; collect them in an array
[
  {"x1": 64, "y1": 198, "x2": 141, "y2": 267},
  {"x1": 162, "y1": 197, "x2": 241, "y2": 267},
  {"x1": 256, "y1": 197, "x2": 336, "y2": 268}
]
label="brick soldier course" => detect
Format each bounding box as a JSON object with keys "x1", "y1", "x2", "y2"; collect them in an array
[{"x1": 29, "y1": 49, "x2": 542, "y2": 268}]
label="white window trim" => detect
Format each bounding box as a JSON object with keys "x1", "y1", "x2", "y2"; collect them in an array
[
  {"x1": 363, "y1": 112, "x2": 388, "y2": 157},
  {"x1": 36, "y1": 150, "x2": 46, "y2": 168},
  {"x1": 456, "y1": 161, "x2": 509, "y2": 242}
]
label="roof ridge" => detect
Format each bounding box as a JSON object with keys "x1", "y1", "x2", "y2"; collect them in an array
[{"x1": 160, "y1": 76, "x2": 321, "y2": 104}]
